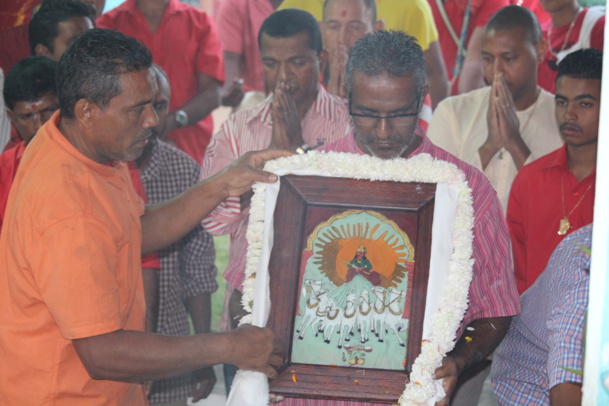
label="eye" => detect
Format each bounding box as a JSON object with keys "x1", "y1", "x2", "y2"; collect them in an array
[
  {"x1": 325, "y1": 22, "x2": 340, "y2": 31},
  {"x1": 291, "y1": 58, "x2": 306, "y2": 67},
  {"x1": 263, "y1": 60, "x2": 277, "y2": 69},
  {"x1": 555, "y1": 99, "x2": 567, "y2": 107},
  {"x1": 580, "y1": 101, "x2": 594, "y2": 108},
  {"x1": 481, "y1": 55, "x2": 492, "y2": 63}
]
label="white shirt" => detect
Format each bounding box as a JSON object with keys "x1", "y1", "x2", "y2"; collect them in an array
[{"x1": 427, "y1": 86, "x2": 563, "y2": 213}]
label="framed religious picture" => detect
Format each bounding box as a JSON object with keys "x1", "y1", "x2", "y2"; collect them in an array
[
  {"x1": 234, "y1": 152, "x2": 475, "y2": 406},
  {"x1": 265, "y1": 175, "x2": 435, "y2": 403}
]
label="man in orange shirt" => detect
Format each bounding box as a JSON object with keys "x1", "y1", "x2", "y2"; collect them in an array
[{"x1": 0, "y1": 28, "x2": 285, "y2": 405}]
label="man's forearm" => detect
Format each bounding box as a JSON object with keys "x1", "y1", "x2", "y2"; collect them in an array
[
  {"x1": 72, "y1": 325, "x2": 276, "y2": 382},
  {"x1": 187, "y1": 294, "x2": 212, "y2": 334},
  {"x1": 141, "y1": 177, "x2": 227, "y2": 254},
  {"x1": 170, "y1": 80, "x2": 221, "y2": 127},
  {"x1": 448, "y1": 316, "x2": 511, "y2": 374}
]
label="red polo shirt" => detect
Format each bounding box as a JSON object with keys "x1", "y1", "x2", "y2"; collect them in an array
[
  {"x1": 507, "y1": 145, "x2": 595, "y2": 294},
  {"x1": 97, "y1": 0, "x2": 225, "y2": 164}
]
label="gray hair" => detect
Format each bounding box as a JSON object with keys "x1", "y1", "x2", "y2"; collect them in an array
[{"x1": 346, "y1": 30, "x2": 426, "y2": 95}]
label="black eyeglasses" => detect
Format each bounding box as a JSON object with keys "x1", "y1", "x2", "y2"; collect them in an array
[{"x1": 349, "y1": 94, "x2": 421, "y2": 129}]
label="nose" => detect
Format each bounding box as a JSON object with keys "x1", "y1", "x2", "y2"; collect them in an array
[
  {"x1": 32, "y1": 113, "x2": 43, "y2": 132},
  {"x1": 375, "y1": 116, "x2": 391, "y2": 139},
  {"x1": 493, "y1": 58, "x2": 504, "y2": 74},
  {"x1": 143, "y1": 104, "x2": 159, "y2": 128},
  {"x1": 278, "y1": 63, "x2": 290, "y2": 83},
  {"x1": 339, "y1": 25, "x2": 347, "y2": 45},
  {"x1": 563, "y1": 102, "x2": 578, "y2": 122}
]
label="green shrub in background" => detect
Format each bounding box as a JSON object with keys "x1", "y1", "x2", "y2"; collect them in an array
[{"x1": 579, "y1": 0, "x2": 605, "y2": 7}]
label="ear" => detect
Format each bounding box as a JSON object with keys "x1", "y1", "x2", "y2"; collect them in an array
[
  {"x1": 374, "y1": 19, "x2": 384, "y2": 32},
  {"x1": 418, "y1": 84, "x2": 430, "y2": 114},
  {"x1": 319, "y1": 49, "x2": 329, "y2": 75},
  {"x1": 73, "y1": 99, "x2": 97, "y2": 128},
  {"x1": 536, "y1": 38, "x2": 547, "y2": 63},
  {"x1": 34, "y1": 43, "x2": 52, "y2": 58},
  {"x1": 6, "y1": 109, "x2": 16, "y2": 124}
]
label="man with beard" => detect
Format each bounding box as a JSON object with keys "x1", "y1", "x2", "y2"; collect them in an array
[
  {"x1": 507, "y1": 48, "x2": 600, "y2": 294},
  {"x1": 0, "y1": 28, "x2": 284, "y2": 406}
]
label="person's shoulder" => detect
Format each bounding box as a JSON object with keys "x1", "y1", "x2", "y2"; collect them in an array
[
  {"x1": 521, "y1": 146, "x2": 562, "y2": 174},
  {"x1": 437, "y1": 86, "x2": 490, "y2": 113},
  {"x1": 97, "y1": 1, "x2": 132, "y2": 22},
  {"x1": 157, "y1": 139, "x2": 200, "y2": 171}
]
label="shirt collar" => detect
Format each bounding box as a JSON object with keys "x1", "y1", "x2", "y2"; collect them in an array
[
  {"x1": 123, "y1": 0, "x2": 181, "y2": 17},
  {"x1": 46, "y1": 111, "x2": 124, "y2": 178},
  {"x1": 545, "y1": 144, "x2": 569, "y2": 170}
]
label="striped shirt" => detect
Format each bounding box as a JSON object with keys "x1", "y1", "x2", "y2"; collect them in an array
[
  {"x1": 140, "y1": 139, "x2": 218, "y2": 404},
  {"x1": 279, "y1": 130, "x2": 521, "y2": 406},
  {"x1": 200, "y1": 86, "x2": 352, "y2": 291},
  {"x1": 492, "y1": 224, "x2": 591, "y2": 405}
]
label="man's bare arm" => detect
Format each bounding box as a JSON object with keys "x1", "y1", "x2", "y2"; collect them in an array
[
  {"x1": 423, "y1": 41, "x2": 449, "y2": 109},
  {"x1": 73, "y1": 324, "x2": 281, "y2": 382},
  {"x1": 457, "y1": 27, "x2": 486, "y2": 94},
  {"x1": 434, "y1": 316, "x2": 511, "y2": 406},
  {"x1": 140, "y1": 149, "x2": 291, "y2": 254},
  {"x1": 221, "y1": 51, "x2": 245, "y2": 107},
  {"x1": 549, "y1": 382, "x2": 582, "y2": 406},
  {"x1": 161, "y1": 73, "x2": 222, "y2": 136}
]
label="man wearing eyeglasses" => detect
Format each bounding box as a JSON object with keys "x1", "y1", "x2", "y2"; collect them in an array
[{"x1": 304, "y1": 30, "x2": 520, "y2": 406}]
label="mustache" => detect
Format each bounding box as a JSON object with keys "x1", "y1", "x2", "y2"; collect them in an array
[{"x1": 560, "y1": 122, "x2": 583, "y2": 133}]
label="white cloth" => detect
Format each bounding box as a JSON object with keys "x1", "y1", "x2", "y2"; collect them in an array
[
  {"x1": 227, "y1": 166, "x2": 458, "y2": 406},
  {"x1": 427, "y1": 87, "x2": 563, "y2": 213},
  {"x1": 0, "y1": 69, "x2": 11, "y2": 151}
]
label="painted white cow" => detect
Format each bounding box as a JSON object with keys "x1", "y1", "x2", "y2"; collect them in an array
[{"x1": 370, "y1": 286, "x2": 387, "y2": 342}]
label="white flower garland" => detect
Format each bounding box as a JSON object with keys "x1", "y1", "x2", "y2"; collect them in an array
[{"x1": 242, "y1": 151, "x2": 474, "y2": 405}]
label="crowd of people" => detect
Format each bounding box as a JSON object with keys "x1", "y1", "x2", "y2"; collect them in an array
[{"x1": 0, "y1": 0, "x2": 604, "y2": 405}]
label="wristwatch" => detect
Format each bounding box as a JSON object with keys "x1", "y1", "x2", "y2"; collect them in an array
[{"x1": 175, "y1": 109, "x2": 188, "y2": 127}]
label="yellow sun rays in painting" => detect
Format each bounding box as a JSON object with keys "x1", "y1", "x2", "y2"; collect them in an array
[{"x1": 305, "y1": 210, "x2": 414, "y2": 288}]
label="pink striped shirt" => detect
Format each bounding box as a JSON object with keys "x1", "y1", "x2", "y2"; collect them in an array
[
  {"x1": 278, "y1": 130, "x2": 520, "y2": 406},
  {"x1": 200, "y1": 86, "x2": 353, "y2": 290}
]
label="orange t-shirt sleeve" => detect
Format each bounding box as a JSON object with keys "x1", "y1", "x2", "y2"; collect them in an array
[{"x1": 30, "y1": 216, "x2": 126, "y2": 340}]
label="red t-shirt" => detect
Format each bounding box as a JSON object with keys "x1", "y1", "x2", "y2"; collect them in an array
[
  {"x1": 0, "y1": 24, "x2": 30, "y2": 74},
  {"x1": 429, "y1": 0, "x2": 508, "y2": 95},
  {"x1": 538, "y1": 7, "x2": 605, "y2": 93},
  {"x1": 507, "y1": 145, "x2": 595, "y2": 294},
  {"x1": 97, "y1": 0, "x2": 225, "y2": 164},
  {"x1": 0, "y1": 140, "x2": 25, "y2": 233}
]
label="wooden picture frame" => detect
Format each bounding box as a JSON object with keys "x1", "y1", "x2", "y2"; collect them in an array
[{"x1": 267, "y1": 175, "x2": 436, "y2": 403}]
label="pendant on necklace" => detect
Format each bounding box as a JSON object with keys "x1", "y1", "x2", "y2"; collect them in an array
[{"x1": 558, "y1": 217, "x2": 571, "y2": 235}]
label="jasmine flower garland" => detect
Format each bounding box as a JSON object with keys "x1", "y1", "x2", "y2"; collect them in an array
[{"x1": 241, "y1": 151, "x2": 474, "y2": 405}]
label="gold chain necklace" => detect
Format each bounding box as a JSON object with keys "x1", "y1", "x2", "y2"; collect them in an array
[
  {"x1": 558, "y1": 174, "x2": 592, "y2": 235},
  {"x1": 548, "y1": 8, "x2": 582, "y2": 59}
]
